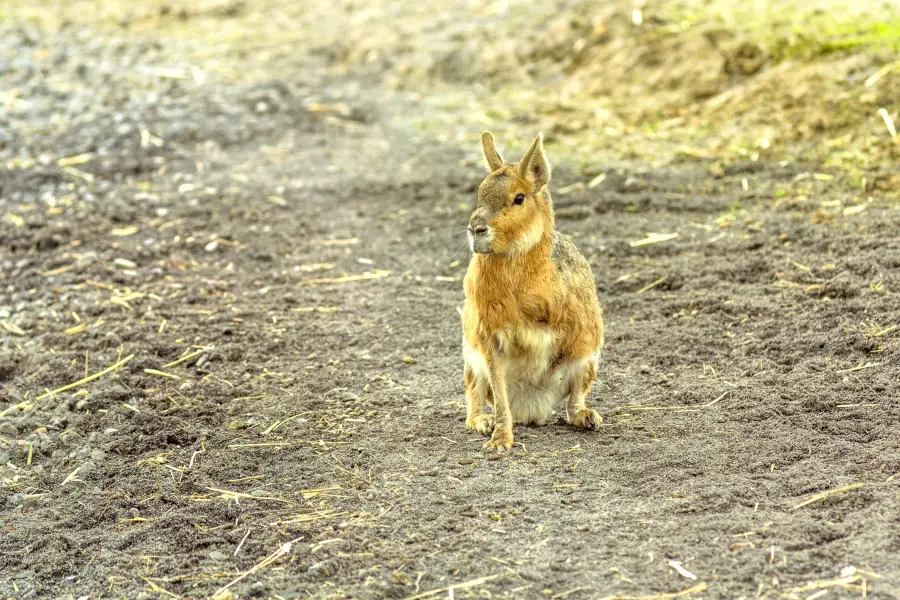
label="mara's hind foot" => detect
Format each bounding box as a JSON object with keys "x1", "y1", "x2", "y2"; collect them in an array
[
  {"x1": 466, "y1": 414, "x2": 494, "y2": 435},
  {"x1": 483, "y1": 427, "x2": 513, "y2": 452},
  {"x1": 569, "y1": 407, "x2": 602, "y2": 431}
]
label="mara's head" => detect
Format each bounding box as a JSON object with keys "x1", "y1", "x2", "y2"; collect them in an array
[{"x1": 467, "y1": 132, "x2": 554, "y2": 256}]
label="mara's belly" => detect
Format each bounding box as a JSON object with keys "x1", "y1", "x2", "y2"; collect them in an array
[
  {"x1": 465, "y1": 341, "x2": 590, "y2": 425},
  {"x1": 503, "y1": 358, "x2": 575, "y2": 425}
]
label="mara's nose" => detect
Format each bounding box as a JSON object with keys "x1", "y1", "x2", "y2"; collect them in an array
[{"x1": 469, "y1": 224, "x2": 488, "y2": 235}]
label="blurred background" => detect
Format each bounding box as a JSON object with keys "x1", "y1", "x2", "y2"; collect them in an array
[{"x1": 3, "y1": 0, "x2": 898, "y2": 175}]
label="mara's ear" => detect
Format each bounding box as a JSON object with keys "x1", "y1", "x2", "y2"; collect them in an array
[
  {"x1": 481, "y1": 131, "x2": 504, "y2": 172},
  {"x1": 516, "y1": 133, "x2": 551, "y2": 189}
]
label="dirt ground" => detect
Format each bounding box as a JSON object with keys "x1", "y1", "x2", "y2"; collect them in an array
[{"x1": 2, "y1": 2, "x2": 900, "y2": 599}]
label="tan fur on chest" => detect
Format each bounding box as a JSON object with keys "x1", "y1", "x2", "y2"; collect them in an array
[{"x1": 495, "y1": 324, "x2": 557, "y2": 382}]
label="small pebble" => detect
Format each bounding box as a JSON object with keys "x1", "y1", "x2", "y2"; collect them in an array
[
  {"x1": 0, "y1": 422, "x2": 17, "y2": 436},
  {"x1": 458, "y1": 458, "x2": 474, "y2": 465},
  {"x1": 209, "y1": 550, "x2": 227, "y2": 561},
  {"x1": 78, "y1": 461, "x2": 96, "y2": 476}
]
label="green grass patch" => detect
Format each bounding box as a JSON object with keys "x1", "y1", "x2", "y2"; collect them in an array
[{"x1": 771, "y1": 17, "x2": 900, "y2": 60}]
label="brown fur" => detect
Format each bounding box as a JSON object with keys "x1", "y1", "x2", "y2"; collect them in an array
[{"x1": 461, "y1": 132, "x2": 605, "y2": 451}]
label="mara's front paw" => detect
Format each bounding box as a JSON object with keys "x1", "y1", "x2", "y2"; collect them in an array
[
  {"x1": 570, "y1": 408, "x2": 602, "y2": 431},
  {"x1": 466, "y1": 414, "x2": 494, "y2": 435},
  {"x1": 483, "y1": 427, "x2": 514, "y2": 452}
]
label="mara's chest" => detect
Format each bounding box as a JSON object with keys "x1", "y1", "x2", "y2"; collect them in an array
[{"x1": 495, "y1": 325, "x2": 556, "y2": 361}]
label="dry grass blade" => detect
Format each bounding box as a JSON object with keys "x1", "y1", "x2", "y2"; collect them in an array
[
  {"x1": 1, "y1": 320, "x2": 25, "y2": 335},
  {"x1": 43, "y1": 264, "x2": 75, "y2": 276},
  {"x1": 270, "y1": 510, "x2": 348, "y2": 526},
  {"x1": 788, "y1": 572, "x2": 872, "y2": 597},
  {"x1": 0, "y1": 401, "x2": 33, "y2": 418},
  {"x1": 211, "y1": 536, "x2": 303, "y2": 599},
  {"x1": 36, "y1": 354, "x2": 135, "y2": 400},
  {"x1": 206, "y1": 487, "x2": 294, "y2": 504},
  {"x1": 636, "y1": 276, "x2": 667, "y2": 295},
  {"x1": 65, "y1": 323, "x2": 88, "y2": 335},
  {"x1": 61, "y1": 466, "x2": 81, "y2": 486},
  {"x1": 140, "y1": 576, "x2": 178, "y2": 599},
  {"x1": 600, "y1": 582, "x2": 708, "y2": 600},
  {"x1": 877, "y1": 107, "x2": 897, "y2": 138},
  {"x1": 57, "y1": 153, "x2": 94, "y2": 166},
  {"x1": 835, "y1": 362, "x2": 879, "y2": 374},
  {"x1": 402, "y1": 573, "x2": 504, "y2": 600},
  {"x1": 291, "y1": 306, "x2": 339, "y2": 313},
  {"x1": 630, "y1": 232, "x2": 679, "y2": 247},
  {"x1": 864, "y1": 61, "x2": 899, "y2": 87},
  {"x1": 109, "y1": 225, "x2": 138, "y2": 237},
  {"x1": 552, "y1": 587, "x2": 591, "y2": 599},
  {"x1": 588, "y1": 173, "x2": 607, "y2": 188},
  {"x1": 667, "y1": 560, "x2": 697, "y2": 580},
  {"x1": 296, "y1": 270, "x2": 390, "y2": 287},
  {"x1": 62, "y1": 166, "x2": 94, "y2": 182},
  {"x1": 617, "y1": 392, "x2": 727, "y2": 413},
  {"x1": 144, "y1": 368, "x2": 180, "y2": 379},
  {"x1": 234, "y1": 528, "x2": 252, "y2": 556},
  {"x1": 792, "y1": 483, "x2": 863, "y2": 510},
  {"x1": 227, "y1": 441, "x2": 349, "y2": 449},
  {"x1": 163, "y1": 348, "x2": 209, "y2": 368},
  {"x1": 873, "y1": 325, "x2": 898, "y2": 337}
]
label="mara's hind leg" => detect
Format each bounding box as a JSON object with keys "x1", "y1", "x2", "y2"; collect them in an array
[
  {"x1": 565, "y1": 358, "x2": 602, "y2": 431},
  {"x1": 464, "y1": 365, "x2": 493, "y2": 435}
]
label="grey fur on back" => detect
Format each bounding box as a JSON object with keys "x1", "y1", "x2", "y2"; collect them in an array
[{"x1": 552, "y1": 233, "x2": 593, "y2": 279}]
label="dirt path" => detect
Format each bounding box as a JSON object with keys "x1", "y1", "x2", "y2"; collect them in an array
[{"x1": 1, "y1": 13, "x2": 899, "y2": 600}]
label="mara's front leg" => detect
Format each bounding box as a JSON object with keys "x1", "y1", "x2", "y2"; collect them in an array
[
  {"x1": 484, "y1": 352, "x2": 514, "y2": 451},
  {"x1": 565, "y1": 357, "x2": 602, "y2": 431},
  {"x1": 464, "y1": 364, "x2": 493, "y2": 435}
]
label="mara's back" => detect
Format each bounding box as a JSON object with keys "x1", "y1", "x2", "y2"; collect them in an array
[{"x1": 552, "y1": 233, "x2": 603, "y2": 315}]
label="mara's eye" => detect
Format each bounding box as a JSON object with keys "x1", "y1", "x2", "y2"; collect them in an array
[{"x1": 513, "y1": 193, "x2": 526, "y2": 206}]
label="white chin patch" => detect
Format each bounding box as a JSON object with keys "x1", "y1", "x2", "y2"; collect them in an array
[{"x1": 507, "y1": 220, "x2": 544, "y2": 255}]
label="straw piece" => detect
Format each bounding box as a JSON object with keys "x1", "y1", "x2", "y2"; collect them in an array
[
  {"x1": 36, "y1": 354, "x2": 135, "y2": 400},
  {"x1": 630, "y1": 232, "x2": 679, "y2": 247},
  {"x1": 402, "y1": 574, "x2": 504, "y2": 600},
  {"x1": 792, "y1": 483, "x2": 863, "y2": 510},
  {"x1": 296, "y1": 270, "x2": 390, "y2": 287}
]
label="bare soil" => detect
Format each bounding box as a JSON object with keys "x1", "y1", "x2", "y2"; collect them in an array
[{"x1": 1, "y1": 3, "x2": 899, "y2": 600}]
